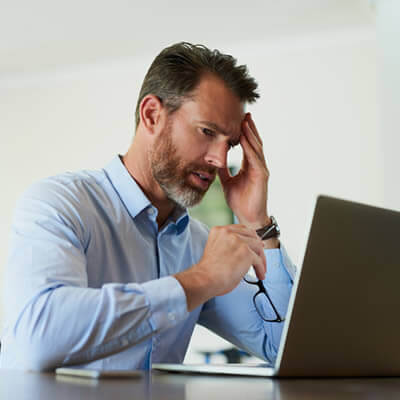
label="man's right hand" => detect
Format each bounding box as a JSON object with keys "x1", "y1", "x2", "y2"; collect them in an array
[{"x1": 174, "y1": 224, "x2": 266, "y2": 312}]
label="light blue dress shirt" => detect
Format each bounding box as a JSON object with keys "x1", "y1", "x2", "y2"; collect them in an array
[{"x1": 0, "y1": 156, "x2": 295, "y2": 371}]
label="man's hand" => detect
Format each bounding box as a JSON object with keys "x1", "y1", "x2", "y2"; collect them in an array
[
  {"x1": 174, "y1": 224, "x2": 266, "y2": 312},
  {"x1": 218, "y1": 113, "x2": 270, "y2": 231}
]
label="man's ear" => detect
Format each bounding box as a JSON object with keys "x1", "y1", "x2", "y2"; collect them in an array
[{"x1": 139, "y1": 95, "x2": 165, "y2": 135}]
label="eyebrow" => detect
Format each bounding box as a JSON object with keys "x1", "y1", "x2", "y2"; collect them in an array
[{"x1": 198, "y1": 120, "x2": 241, "y2": 147}]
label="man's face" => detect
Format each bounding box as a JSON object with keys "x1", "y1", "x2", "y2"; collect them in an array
[{"x1": 150, "y1": 73, "x2": 244, "y2": 208}]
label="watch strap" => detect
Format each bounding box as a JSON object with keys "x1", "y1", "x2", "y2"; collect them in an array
[{"x1": 256, "y1": 216, "x2": 280, "y2": 240}]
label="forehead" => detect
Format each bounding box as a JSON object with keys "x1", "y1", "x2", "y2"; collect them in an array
[{"x1": 179, "y1": 74, "x2": 245, "y2": 138}]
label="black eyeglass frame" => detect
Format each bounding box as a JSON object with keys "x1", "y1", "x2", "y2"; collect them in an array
[{"x1": 244, "y1": 278, "x2": 285, "y2": 323}]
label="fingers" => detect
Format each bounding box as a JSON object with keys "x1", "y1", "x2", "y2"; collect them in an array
[
  {"x1": 243, "y1": 121, "x2": 263, "y2": 157},
  {"x1": 200, "y1": 225, "x2": 268, "y2": 297},
  {"x1": 240, "y1": 115, "x2": 268, "y2": 173},
  {"x1": 246, "y1": 246, "x2": 266, "y2": 280},
  {"x1": 212, "y1": 225, "x2": 266, "y2": 265},
  {"x1": 243, "y1": 113, "x2": 262, "y2": 149},
  {"x1": 224, "y1": 224, "x2": 260, "y2": 240},
  {"x1": 244, "y1": 236, "x2": 266, "y2": 267},
  {"x1": 222, "y1": 225, "x2": 266, "y2": 277},
  {"x1": 246, "y1": 113, "x2": 263, "y2": 148},
  {"x1": 240, "y1": 132, "x2": 267, "y2": 172},
  {"x1": 217, "y1": 166, "x2": 231, "y2": 186},
  {"x1": 253, "y1": 246, "x2": 267, "y2": 279}
]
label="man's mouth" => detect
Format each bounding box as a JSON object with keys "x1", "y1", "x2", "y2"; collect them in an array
[
  {"x1": 190, "y1": 171, "x2": 215, "y2": 190},
  {"x1": 193, "y1": 172, "x2": 212, "y2": 182}
]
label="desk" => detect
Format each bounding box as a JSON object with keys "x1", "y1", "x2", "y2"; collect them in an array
[{"x1": 1, "y1": 369, "x2": 400, "y2": 400}]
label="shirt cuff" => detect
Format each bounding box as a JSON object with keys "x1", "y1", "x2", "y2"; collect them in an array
[
  {"x1": 141, "y1": 276, "x2": 189, "y2": 332},
  {"x1": 264, "y1": 243, "x2": 297, "y2": 284}
]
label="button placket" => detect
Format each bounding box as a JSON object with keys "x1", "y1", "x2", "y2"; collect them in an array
[
  {"x1": 167, "y1": 312, "x2": 176, "y2": 322},
  {"x1": 146, "y1": 207, "x2": 155, "y2": 216}
]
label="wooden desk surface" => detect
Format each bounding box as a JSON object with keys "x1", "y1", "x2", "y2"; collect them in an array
[{"x1": 1, "y1": 369, "x2": 400, "y2": 400}]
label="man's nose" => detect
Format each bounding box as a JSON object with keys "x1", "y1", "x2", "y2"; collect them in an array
[{"x1": 204, "y1": 143, "x2": 228, "y2": 169}]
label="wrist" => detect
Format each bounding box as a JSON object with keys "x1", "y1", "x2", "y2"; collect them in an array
[
  {"x1": 174, "y1": 264, "x2": 214, "y2": 312},
  {"x1": 239, "y1": 216, "x2": 271, "y2": 231},
  {"x1": 256, "y1": 215, "x2": 280, "y2": 245},
  {"x1": 262, "y1": 237, "x2": 280, "y2": 249}
]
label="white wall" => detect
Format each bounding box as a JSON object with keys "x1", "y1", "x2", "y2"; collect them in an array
[
  {"x1": 375, "y1": 0, "x2": 400, "y2": 210},
  {"x1": 0, "y1": 22, "x2": 381, "y2": 360}
]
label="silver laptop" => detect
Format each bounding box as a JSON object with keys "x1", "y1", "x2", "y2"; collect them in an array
[{"x1": 153, "y1": 195, "x2": 400, "y2": 377}]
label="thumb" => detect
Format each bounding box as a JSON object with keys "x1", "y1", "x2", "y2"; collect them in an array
[{"x1": 218, "y1": 167, "x2": 231, "y2": 186}]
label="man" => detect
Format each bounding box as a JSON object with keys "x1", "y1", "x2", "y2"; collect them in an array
[{"x1": 0, "y1": 42, "x2": 295, "y2": 371}]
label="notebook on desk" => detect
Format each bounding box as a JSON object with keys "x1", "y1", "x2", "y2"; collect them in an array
[{"x1": 153, "y1": 195, "x2": 400, "y2": 377}]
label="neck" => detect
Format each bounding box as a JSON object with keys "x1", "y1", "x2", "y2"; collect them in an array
[{"x1": 122, "y1": 139, "x2": 175, "y2": 228}]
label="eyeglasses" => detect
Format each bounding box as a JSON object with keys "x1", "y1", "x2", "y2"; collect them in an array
[{"x1": 244, "y1": 272, "x2": 285, "y2": 323}]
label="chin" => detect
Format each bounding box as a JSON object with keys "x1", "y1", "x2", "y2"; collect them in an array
[{"x1": 170, "y1": 187, "x2": 206, "y2": 209}]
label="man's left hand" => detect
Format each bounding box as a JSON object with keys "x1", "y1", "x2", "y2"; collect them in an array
[{"x1": 218, "y1": 113, "x2": 271, "y2": 231}]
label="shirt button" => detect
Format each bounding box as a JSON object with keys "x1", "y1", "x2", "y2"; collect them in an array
[
  {"x1": 167, "y1": 312, "x2": 176, "y2": 322},
  {"x1": 147, "y1": 208, "x2": 154, "y2": 215}
]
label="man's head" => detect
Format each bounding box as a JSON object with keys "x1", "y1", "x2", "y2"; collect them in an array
[
  {"x1": 133, "y1": 42, "x2": 259, "y2": 209},
  {"x1": 135, "y1": 42, "x2": 259, "y2": 129}
]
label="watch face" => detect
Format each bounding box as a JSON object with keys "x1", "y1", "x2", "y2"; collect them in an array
[{"x1": 256, "y1": 216, "x2": 280, "y2": 240}]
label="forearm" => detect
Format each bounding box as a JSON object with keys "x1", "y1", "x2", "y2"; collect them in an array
[
  {"x1": 260, "y1": 246, "x2": 295, "y2": 360},
  {"x1": 199, "y1": 244, "x2": 295, "y2": 363},
  {"x1": 263, "y1": 237, "x2": 280, "y2": 250},
  {"x1": 174, "y1": 267, "x2": 214, "y2": 312},
  {"x1": 4, "y1": 277, "x2": 187, "y2": 371}
]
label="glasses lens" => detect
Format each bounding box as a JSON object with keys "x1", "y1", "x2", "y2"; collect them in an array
[
  {"x1": 254, "y1": 292, "x2": 279, "y2": 321},
  {"x1": 244, "y1": 266, "x2": 259, "y2": 284}
]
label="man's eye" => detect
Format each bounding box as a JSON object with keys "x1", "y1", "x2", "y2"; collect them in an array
[{"x1": 202, "y1": 128, "x2": 215, "y2": 137}]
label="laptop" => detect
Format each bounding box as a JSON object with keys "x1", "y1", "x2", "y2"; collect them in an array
[{"x1": 153, "y1": 195, "x2": 400, "y2": 377}]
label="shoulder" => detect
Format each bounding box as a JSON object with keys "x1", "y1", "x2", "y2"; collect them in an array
[
  {"x1": 14, "y1": 168, "x2": 112, "y2": 239},
  {"x1": 19, "y1": 168, "x2": 108, "y2": 213}
]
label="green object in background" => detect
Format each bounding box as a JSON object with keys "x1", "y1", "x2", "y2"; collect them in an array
[{"x1": 189, "y1": 175, "x2": 234, "y2": 228}]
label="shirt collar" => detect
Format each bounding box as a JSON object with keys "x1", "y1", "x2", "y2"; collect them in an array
[
  {"x1": 167, "y1": 205, "x2": 189, "y2": 234},
  {"x1": 104, "y1": 156, "x2": 189, "y2": 233},
  {"x1": 104, "y1": 155, "x2": 152, "y2": 220}
]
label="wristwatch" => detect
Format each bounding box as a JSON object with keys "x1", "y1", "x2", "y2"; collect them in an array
[{"x1": 256, "y1": 216, "x2": 280, "y2": 240}]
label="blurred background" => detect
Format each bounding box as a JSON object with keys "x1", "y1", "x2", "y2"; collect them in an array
[{"x1": 0, "y1": 0, "x2": 399, "y2": 363}]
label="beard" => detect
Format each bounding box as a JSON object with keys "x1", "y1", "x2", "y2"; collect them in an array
[{"x1": 150, "y1": 124, "x2": 216, "y2": 209}]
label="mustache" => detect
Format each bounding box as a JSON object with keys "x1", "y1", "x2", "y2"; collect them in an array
[{"x1": 185, "y1": 164, "x2": 217, "y2": 175}]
